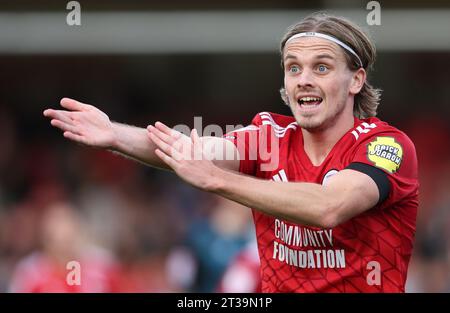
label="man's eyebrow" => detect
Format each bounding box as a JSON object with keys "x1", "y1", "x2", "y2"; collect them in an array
[
  {"x1": 284, "y1": 53, "x2": 336, "y2": 62},
  {"x1": 315, "y1": 54, "x2": 336, "y2": 61},
  {"x1": 284, "y1": 54, "x2": 297, "y2": 61}
]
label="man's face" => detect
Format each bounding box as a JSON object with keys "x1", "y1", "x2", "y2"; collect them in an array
[{"x1": 283, "y1": 37, "x2": 358, "y2": 131}]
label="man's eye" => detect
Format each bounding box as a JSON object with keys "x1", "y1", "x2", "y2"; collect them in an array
[
  {"x1": 317, "y1": 65, "x2": 328, "y2": 72},
  {"x1": 289, "y1": 66, "x2": 300, "y2": 73}
]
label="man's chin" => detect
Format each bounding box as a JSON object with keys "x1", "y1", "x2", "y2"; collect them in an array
[
  {"x1": 298, "y1": 123, "x2": 324, "y2": 133},
  {"x1": 294, "y1": 115, "x2": 323, "y2": 131}
]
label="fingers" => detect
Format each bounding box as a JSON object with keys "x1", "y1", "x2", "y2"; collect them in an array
[
  {"x1": 191, "y1": 128, "x2": 200, "y2": 145},
  {"x1": 172, "y1": 137, "x2": 184, "y2": 152},
  {"x1": 154, "y1": 149, "x2": 178, "y2": 169},
  {"x1": 148, "y1": 131, "x2": 184, "y2": 161},
  {"x1": 44, "y1": 109, "x2": 75, "y2": 125},
  {"x1": 154, "y1": 121, "x2": 181, "y2": 139},
  {"x1": 147, "y1": 125, "x2": 177, "y2": 146},
  {"x1": 60, "y1": 98, "x2": 88, "y2": 112},
  {"x1": 148, "y1": 124, "x2": 186, "y2": 154},
  {"x1": 191, "y1": 129, "x2": 203, "y2": 160},
  {"x1": 63, "y1": 131, "x2": 87, "y2": 144},
  {"x1": 44, "y1": 98, "x2": 92, "y2": 125},
  {"x1": 50, "y1": 119, "x2": 82, "y2": 136}
]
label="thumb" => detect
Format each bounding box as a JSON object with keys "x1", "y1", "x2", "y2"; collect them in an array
[
  {"x1": 191, "y1": 129, "x2": 203, "y2": 160},
  {"x1": 60, "y1": 98, "x2": 86, "y2": 111},
  {"x1": 191, "y1": 128, "x2": 200, "y2": 144}
]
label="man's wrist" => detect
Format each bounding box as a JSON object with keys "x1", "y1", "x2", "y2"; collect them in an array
[
  {"x1": 207, "y1": 166, "x2": 231, "y2": 194},
  {"x1": 108, "y1": 122, "x2": 121, "y2": 151}
]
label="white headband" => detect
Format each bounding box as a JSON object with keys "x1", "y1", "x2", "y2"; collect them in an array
[{"x1": 285, "y1": 32, "x2": 364, "y2": 68}]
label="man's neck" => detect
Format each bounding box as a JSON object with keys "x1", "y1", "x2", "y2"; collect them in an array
[{"x1": 301, "y1": 112, "x2": 355, "y2": 166}]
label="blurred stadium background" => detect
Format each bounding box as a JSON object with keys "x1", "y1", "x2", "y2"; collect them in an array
[{"x1": 0, "y1": 0, "x2": 449, "y2": 292}]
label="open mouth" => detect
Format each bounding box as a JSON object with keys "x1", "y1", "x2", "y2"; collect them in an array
[{"x1": 297, "y1": 96, "x2": 323, "y2": 107}]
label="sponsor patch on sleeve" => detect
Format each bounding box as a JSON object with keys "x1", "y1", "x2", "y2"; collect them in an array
[{"x1": 367, "y1": 136, "x2": 403, "y2": 173}]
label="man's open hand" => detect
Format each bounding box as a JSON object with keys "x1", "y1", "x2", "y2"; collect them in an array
[
  {"x1": 148, "y1": 122, "x2": 222, "y2": 191},
  {"x1": 43, "y1": 98, "x2": 116, "y2": 149}
]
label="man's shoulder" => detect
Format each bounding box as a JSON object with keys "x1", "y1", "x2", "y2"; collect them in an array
[
  {"x1": 354, "y1": 117, "x2": 415, "y2": 147},
  {"x1": 351, "y1": 117, "x2": 418, "y2": 176}
]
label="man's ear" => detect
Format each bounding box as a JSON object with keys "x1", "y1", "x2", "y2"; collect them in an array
[
  {"x1": 350, "y1": 68, "x2": 366, "y2": 95},
  {"x1": 280, "y1": 87, "x2": 290, "y2": 106}
]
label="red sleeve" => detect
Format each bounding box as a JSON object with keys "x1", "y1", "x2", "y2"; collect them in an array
[
  {"x1": 223, "y1": 113, "x2": 263, "y2": 176},
  {"x1": 350, "y1": 130, "x2": 419, "y2": 208}
]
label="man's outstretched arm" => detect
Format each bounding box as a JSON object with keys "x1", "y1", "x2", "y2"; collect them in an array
[
  {"x1": 213, "y1": 168, "x2": 380, "y2": 228},
  {"x1": 43, "y1": 98, "x2": 240, "y2": 171},
  {"x1": 149, "y1": 127, "x2": 382, "y2": 229}
]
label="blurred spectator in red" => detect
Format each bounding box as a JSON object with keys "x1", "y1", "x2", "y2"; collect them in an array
[{"x1": 8, "y1": 201, "x2": 118, "y2": 292}]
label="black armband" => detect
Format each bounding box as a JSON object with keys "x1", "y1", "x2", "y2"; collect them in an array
[{"x1": 346, "y1": 162, "x2": 391, "y2": 205}]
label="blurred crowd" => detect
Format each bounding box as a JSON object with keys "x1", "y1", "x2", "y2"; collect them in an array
[
  {"x1": 0, "y1": 104, "x2": 257, "y2": 292},
  {"x1": 0, "y1": 103, "x2": 449, "y2": 293}
]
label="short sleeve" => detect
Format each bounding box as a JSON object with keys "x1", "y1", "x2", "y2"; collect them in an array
[
  {"x1": 223, "y1": 114, "x2": 263, "y2": 176},
  {"x1": 348, "y1": 131, "x2": 419, "y2": 207}
]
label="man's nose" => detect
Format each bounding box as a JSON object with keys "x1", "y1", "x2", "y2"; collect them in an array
[{"x1": 296, "y1": 69, "x2": 315, "y2": 89}]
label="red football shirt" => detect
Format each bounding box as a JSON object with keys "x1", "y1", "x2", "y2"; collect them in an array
[{"x1": 225, "y1": 112, "x2": 419, "y2": 293}]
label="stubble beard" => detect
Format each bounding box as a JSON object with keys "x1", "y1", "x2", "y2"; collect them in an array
[{"x1": 291, "y1": 98, "x2": 348, "y2": 133}]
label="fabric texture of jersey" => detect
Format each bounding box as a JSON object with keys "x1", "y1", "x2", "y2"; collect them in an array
[{"x1": 225, "y1": 112, "x2": 419, "y2": 293}]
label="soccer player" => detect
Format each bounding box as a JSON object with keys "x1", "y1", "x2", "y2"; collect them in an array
[{"x1": 43, "y1": 13, "x2": 419, "y2": 292}]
